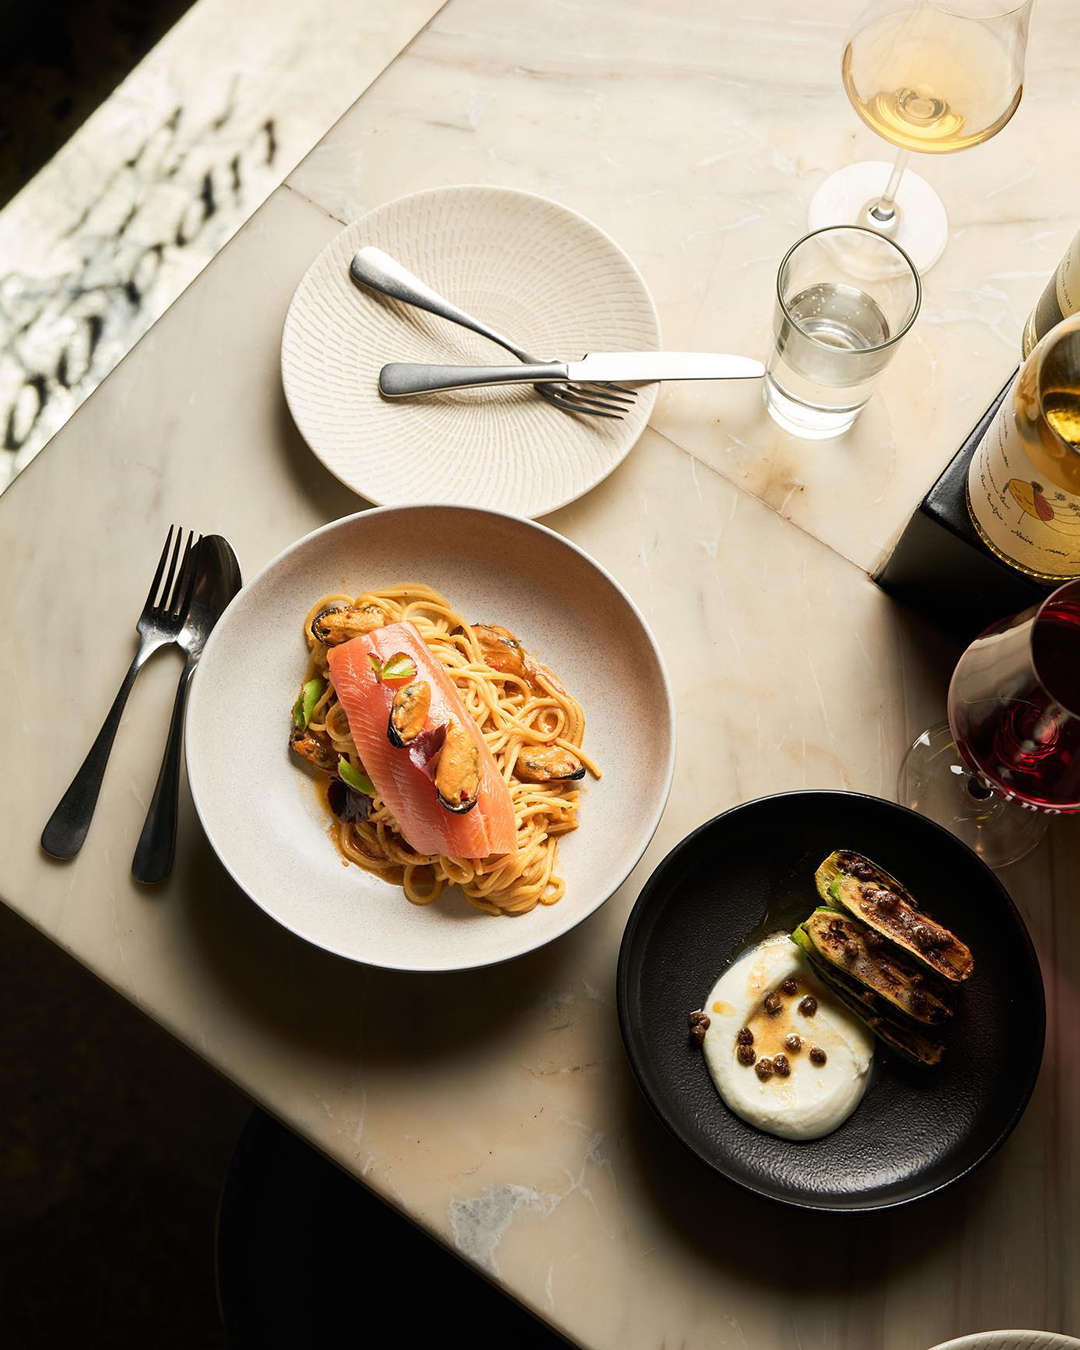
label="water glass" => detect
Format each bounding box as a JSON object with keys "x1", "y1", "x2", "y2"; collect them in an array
[{"x1": 764, "y1": 225, "x2": 921, "y2": 439}]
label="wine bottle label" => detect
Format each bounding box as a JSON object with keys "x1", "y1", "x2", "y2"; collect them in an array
[
  {"x1": 967, "y1": 389, "x2": 1080, "y2": 580},
  {"x1": 1032, "y1": 230, "x2": 1080, "y2": 344}
]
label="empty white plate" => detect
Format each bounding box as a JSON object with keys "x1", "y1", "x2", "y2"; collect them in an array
[
  {"x1": 185, "y1": 506, "x2": 674, "y2": 970},
  {"x1": 280, "y1": 185, "x2": 660, "y2": 518}
]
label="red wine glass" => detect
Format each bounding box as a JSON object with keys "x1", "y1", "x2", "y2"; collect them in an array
[{"x1": 899, "y1": 578, "x2": 1080, "y2": 867}]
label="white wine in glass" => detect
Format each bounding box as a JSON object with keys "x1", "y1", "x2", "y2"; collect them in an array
[{"x1": 811, "y1": 0, "x2": 1033, "y2": 274}]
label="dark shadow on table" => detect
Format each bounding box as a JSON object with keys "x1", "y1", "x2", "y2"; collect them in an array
[{"x1": 180, "y1": 826, "x2": 582, "y2": 1079}]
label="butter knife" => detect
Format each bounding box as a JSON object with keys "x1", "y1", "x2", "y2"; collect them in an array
[{"x1": 379, "y1": 352, "x2": 765, "y2": 397}]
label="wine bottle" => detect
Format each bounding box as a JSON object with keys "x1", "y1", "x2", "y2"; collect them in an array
[
  {"x1": 1022, "y1": 228, "x2": 1080, "y2": 357},
  {"x1": 966, "y1": 314, "x2": 1080, "y2": 582}
]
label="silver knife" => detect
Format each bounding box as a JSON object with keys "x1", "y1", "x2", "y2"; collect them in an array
[{"x1": 378, "y1": 352, "x2": 765, "y2": 398}]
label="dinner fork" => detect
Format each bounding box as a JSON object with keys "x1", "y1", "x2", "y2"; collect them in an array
[
  {"x1": 41, "y1": 527, "x2": 201, "y2": 860},
  {"x1": 349, "y1": 246, "x2": 635, "y2": 419}
]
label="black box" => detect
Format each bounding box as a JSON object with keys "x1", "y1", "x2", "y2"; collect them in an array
[{"x1": 874, "y1": 370, "x2": 1047, "y2": 641}]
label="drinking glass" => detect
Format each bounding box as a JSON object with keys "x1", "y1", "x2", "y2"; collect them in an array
[
  {"x1": 899, "y1": 578, "x2": 1080, "y2": 868},
  {"x1": 809, "y1": 0, "x2": 1034, "y2": 275},
  {"x1": 764, "y1": 225, "x2": 921, "y2": 439}
]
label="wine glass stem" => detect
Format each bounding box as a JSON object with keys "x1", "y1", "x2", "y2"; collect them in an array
[{"x1": 869, "y1": 149, "x2": 911, "y2": 224}]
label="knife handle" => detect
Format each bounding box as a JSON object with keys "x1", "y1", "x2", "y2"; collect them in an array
[{"x1": 379, "y1": 362, "x2": 567, "y2": 397}]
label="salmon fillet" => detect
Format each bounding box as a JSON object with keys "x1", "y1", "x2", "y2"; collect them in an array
[{"x1": 327, "y1": 622, "x2": 518, "y2": 859}]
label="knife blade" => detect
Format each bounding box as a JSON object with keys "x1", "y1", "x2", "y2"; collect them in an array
[
  {"x1": 566, "y1": 352, "x2": 765, "y2": 382},
  {"x1": 378, "y1": 352, "x2": 765, "y2": 398}
]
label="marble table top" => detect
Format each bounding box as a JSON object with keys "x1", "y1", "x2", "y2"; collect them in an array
[{"x1": 1, "y1": 1, "x2": 1077, "y2": 1345}]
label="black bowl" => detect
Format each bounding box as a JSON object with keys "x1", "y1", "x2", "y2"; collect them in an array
[{"x1": 616, "y1": 790, "x2": 1045, "y2": 1212}]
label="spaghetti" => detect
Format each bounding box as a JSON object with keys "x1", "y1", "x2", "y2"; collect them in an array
[{"x1": 294, "y1": 584, "x2": 599, "y2": 916}]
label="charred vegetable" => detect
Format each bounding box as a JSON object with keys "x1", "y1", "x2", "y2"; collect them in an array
[
  {"x1": 291, "y1": 677, "x2": 325, "y2": 730},
  {"x1": 434, "y1": 720, "x2": 480, "y2": 814},
  {"x1": 387, "y1": 681, "x2": 431, "y2": 748},
  {"x1": 289, "y1": 725, "x2": 337, "y2": 774},
  {"x1": 792, "y1": 931, "x2": 946, "y2": 1067},
  {"x1": 310, "y1": 602, "x2": 384, "y2": 647},
  {"x1": 815, "y1": 850, "x2": 974, "y2": 983},
  {"x1": 514, "y1": 744, "x2": 586, "y2": 784},
  {"x1": 797, "y1": 908, "x2": 952, "y2": 1026}
]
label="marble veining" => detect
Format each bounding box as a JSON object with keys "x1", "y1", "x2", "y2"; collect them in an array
[
  {"x1": 0, "y1": 3, "x2": 1077, "y2": 1348},
  {"x1": 0, "y1": 0, "x2": 442, "y2": 487}
]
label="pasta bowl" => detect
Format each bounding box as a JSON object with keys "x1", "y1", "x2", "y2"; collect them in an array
[{"x1": 185, "y1": 506, "x2": 674, "y2": 971}]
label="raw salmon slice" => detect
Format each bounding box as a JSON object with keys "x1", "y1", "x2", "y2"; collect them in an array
[{"x1": 327, "y1": 622, "x2": 518, "y2": 859}]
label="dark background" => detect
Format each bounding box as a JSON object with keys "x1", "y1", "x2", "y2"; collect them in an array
[{"x1": 0, "y1": 0, "x2": 195, "y2": 206}]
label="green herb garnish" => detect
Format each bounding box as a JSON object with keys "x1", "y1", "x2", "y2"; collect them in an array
[
  {"x1": 368, "y1": 651, "x2": 417, "y2": 684},
  {"x1": 338, "y1": 757, "x2": 376, "y2": 796},
  {"x1": 292, "y1": 677, "x2": 325, "y2": 729}
]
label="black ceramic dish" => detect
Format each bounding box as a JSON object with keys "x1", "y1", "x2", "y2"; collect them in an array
[{"x1": 616, "y1": 790, "x2": 1045, "y2": 1213}]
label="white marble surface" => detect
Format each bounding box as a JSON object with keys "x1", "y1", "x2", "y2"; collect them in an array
[
  {"x1": 287, "y1": 0, "x2": 1080, "y2": 570},
  {"x1": 0, "y1": 0, "x2": 442, "y2": 485},
  {"x1": 1, "y1": 2, "x2": 1078, "y2": 1346}
]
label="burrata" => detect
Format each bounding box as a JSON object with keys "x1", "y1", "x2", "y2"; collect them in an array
[{"x1": 702, "y1": 932, "x2": 874, "y2": 1140}]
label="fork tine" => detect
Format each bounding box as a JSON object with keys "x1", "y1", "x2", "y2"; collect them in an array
[
  {"x1": 170, "y1": 531, "x2": 202, "y2": 619},
  {"x1": 582, "y1": 383, "x2": 636, "y2": 403},
  {"x1": 144, "y1": 527, "x2": 175, "y2": 609},
  {"x1": 154, "y1": 525, "x2": 184, "y2": 611},
  {"x1": 537, "y1": 385, "x2": 624, "y2": 420},
  {"x1": 558, "y1": 384, "x2": 630, "y2": 412}
]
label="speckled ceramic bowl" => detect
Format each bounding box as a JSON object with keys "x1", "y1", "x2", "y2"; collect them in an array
[
  {"x1": 927, "y1": 1335, "x2": 1080, "y2": 1350},
  {"x1": 185, "y1": 506, "x2": 674, "y2": 971}
]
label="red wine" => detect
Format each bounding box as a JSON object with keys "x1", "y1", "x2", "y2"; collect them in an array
[{"x1": 949, "y1": 591, "x2": 1080, "y2": 812}]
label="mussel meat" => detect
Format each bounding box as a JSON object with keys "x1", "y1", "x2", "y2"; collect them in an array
[
  {"x1": 473, "y1": 623, "x2": 534, "y2": 681},
  {"x1": 311, "y1": 602, "x2": 384, "y2": 646},
  {"x1": 289, "y1": 724, "x2": 337, "y2": 774},
  {"x1": 387, "y1": 680, "x2": 432, "y2": 748},
  {"x1": 434, "y1": 719, "x2": 480, "y2": 814},
  {"x1": 514, "y1": 744, "x2": 585, "y2": 783}
]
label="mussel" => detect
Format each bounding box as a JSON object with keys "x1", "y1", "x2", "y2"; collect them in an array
[
  {"x1": 434, "y1": 720, "x2": 480, "y2": 814},
  {"x1": 514, "y1": 744, "x2": 585, "y2": 784},
  {"x1": 387, "y1": 680, "x2": 431, "y2": 748},
  {"x1": 289, "y1": 724, "x2": 337, "y2": 774},
  {"x1": 473, "y1": 623, "x2": 534, "y2": 681},
  {"x1": 310, "y1": 602, "x2": 384, "y2": 647}
]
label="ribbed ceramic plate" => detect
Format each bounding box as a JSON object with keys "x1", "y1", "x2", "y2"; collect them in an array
[
  {"x1": 280, "y1": 186, "x2": 660, "y2": 518},
  {"x1": 927, "y1": 1334, "x2": 1080, "y2": 1350},
  {"x1": 186, "y1": 506, "x2": 675, "y2": 971}
]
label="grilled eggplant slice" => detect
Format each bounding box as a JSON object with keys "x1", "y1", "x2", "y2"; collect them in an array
[
  {"x1": 815, "y1": 850, "x2": 973, "y2": 983},
  {"x1": 799, "y1": 908, "x2": 952, "y2": 1026},
  {"x1": 791, "y1": 930, "x2": 945, "y2": 1067}
]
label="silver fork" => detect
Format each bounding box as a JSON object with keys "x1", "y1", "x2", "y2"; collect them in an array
[
  {"x1": 41, "y1": 526, "x2": 201, "y2": 860},
  {"x1": 349, "y1": 246, "x2": 635, "y2": 419}
]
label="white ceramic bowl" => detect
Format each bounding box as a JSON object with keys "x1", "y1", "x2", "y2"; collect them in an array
[
  {"x1": 185, "y1": 506, "x2": 674, "y2": 971},
  {"x1": 927, "y1": 1334, "x2": 1080, "y2": 1350},
  {"x1": 280, "y1": 184, "x2": 660, "y2": 519}
]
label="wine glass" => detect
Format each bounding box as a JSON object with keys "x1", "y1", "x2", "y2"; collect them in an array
[
  {"x1": 810, "y1": 0, "x2": 1034, "y2": 275},
  {"x1": 899, "y1": 578, "x2": 1080, "y2": 868}
]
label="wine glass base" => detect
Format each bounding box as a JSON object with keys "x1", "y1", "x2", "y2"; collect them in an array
[
  {"x1": 809, "y1": 161, "x2": 948, "y2": 275},
  {"x1": 897, "y1": 722, "x2": 1049, "y2": 869}
]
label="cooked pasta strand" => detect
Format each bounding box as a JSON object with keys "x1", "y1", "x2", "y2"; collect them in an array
[{"x1": 295, "y1": 586, "x2": 598, "y2": 916}]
